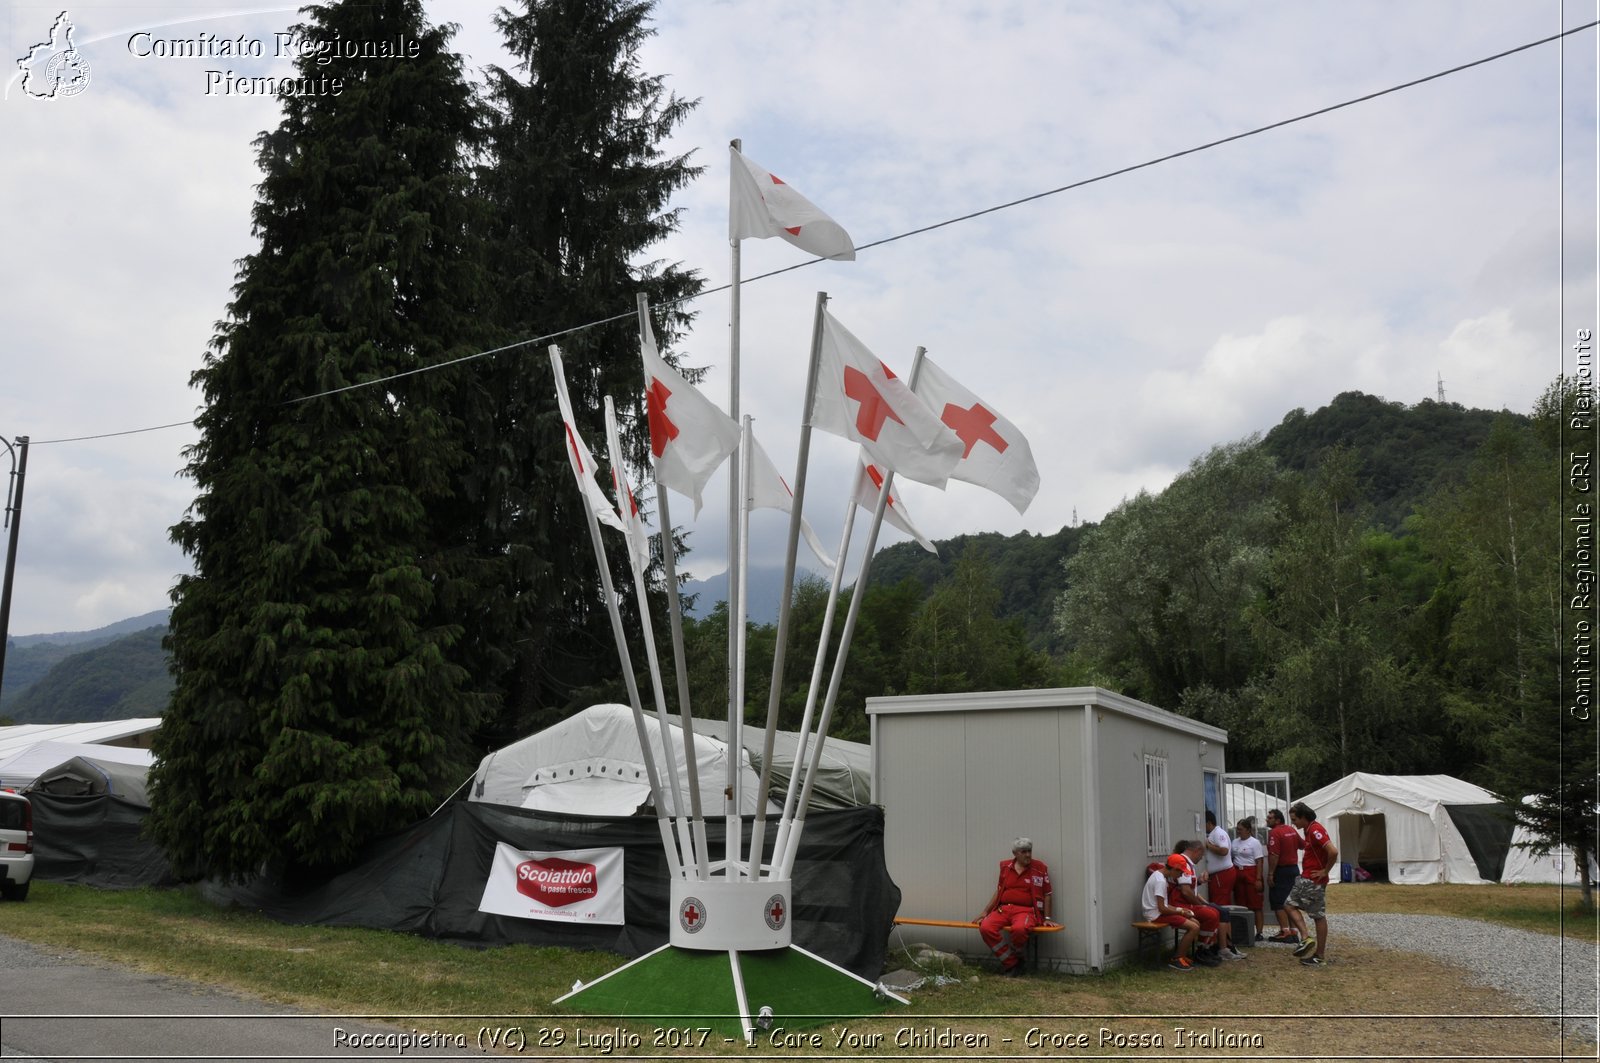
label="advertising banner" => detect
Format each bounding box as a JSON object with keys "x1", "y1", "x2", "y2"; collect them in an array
[{"x1": 478, "y1": 843, "x2": 625, "y2": 925}]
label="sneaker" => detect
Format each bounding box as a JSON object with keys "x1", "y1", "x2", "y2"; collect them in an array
[
  {"x1": 1167, "y1": 957, "x2": 1194, "y2": 971},
  {"x1": 1300, "y1": 955, "x2": 1325, "y2": 967},
  {"x1": 1267, "y1": 933, "x2": 1300, "y2": 944},
  {"x1": 1226, "y1": 946, "x2": 1248, "y2": 959},
  {"x1": 1255, "y1": 933, "x2": 1266, "y2": 943},
  {"x1": 1193, "y1": 949, "x2": 1222, "y2": 967},
  {"x1": 1292, "y1": 937, "x2": 1317, "y2": 958}
]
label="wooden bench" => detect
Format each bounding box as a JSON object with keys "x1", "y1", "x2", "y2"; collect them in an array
[
  {"x1": 892, "y1": 916, "x2": 1063, "y2": 972},
  {"x1": 1131, "y1": 920, "x2": 1183, "y2": 966}
]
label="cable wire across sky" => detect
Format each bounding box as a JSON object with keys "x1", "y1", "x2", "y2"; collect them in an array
[{"x1": 30, "y1": 17, "x2": 1600, "y2": 448}]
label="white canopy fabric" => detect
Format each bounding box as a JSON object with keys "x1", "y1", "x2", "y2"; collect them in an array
[
  {"x1": 470, "y1": 703, "x2": 774, "y2": 816},
  {"x1": 1295, "y1": 772, "x2": 1507, "y2": 885},
  {"x1": 1501, "y1": 796, "x2": 1600, "y2": 884}
]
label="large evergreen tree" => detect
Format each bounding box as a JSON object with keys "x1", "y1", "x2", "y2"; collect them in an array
[
  {"x1": 460, "y1": 0, "x2": 703, "y2": 737},
  {"x1": 150, "y1": 0, "x2": 492, "y2": 879}
]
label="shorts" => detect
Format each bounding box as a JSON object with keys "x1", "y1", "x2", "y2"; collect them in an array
[
  {"x1": 1286, "y1": 876, "x2": 1326, "y2": 920},
  {"x1": 1269, "y1": 867, "x2": 1297, "y2": 910}
]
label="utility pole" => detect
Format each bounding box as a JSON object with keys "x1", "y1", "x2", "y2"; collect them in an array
[{"x1": 0, "y1": 435, "x2": 30, "y2": 712}]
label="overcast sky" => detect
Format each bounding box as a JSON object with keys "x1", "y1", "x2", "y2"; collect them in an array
[{"x1": 0, "y1": 1, "x2": 1595, "y2": 637}]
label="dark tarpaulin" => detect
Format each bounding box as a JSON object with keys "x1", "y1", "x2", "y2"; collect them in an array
[
  {"x1": 29, "y1": 793, "x2": 179, "y2": 889},
  {"x1": 206, "y1": 803, "x2": 901, "y2": 979},
  {"x1": 1443, "y1": 801, "x2": 1516, "y2": 881}
]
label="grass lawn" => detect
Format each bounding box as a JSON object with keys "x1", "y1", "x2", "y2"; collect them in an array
[{"x1": 1, "y1": 880, "x2": 1594, "y2": 1058}]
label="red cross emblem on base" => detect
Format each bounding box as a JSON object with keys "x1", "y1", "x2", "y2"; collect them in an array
[{"x1": 679, "y1": 897, "x2": 706, "y2": 933}]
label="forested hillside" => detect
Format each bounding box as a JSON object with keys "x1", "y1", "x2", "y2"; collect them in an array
[
  {"x1": 0, "y1": 609, "x2": 170, "y2": 714},
  {"x1": 7, "y1": 626, "x2": 172, "y2": 723}
]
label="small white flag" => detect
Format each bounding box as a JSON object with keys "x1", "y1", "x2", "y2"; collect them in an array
[
  {"x1": 857, "y1": 459, "x2": 937, "y2": 554},
  {"x1": 748, "y1": 435, "x2": 835, "y2": 571},
  {"x1": 604, "y1": 397, "x2": 652, "y2": 574},
  {"x1": 914, "y1": 356, "x2": 1040, "y2": 514},
  {"x1": 729, "y1": 146, "x2": 855, "y2": 261},
  {"x1": 550, "y1": 346, "x2": 625, "y2": 533}
]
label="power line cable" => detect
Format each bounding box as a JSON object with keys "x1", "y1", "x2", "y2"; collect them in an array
[{"x1": 30, "y1": 18, "x2": 1599, "y2": 447}]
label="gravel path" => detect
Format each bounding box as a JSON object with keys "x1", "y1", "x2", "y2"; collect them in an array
[{"x1": 1328, "y1": 913, "x2": 1598, "y2": 1043}]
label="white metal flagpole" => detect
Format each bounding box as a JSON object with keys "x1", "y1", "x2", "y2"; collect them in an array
[
  {"x1": 637, "y1": 293, "x2": 710, "y2": 880},
  {"x1": 550, "y1": 347, "x2": 682, "y2": 879},
  {"x1": 779, "y1": 347, "x2": 929, "y2": 878},
  {"x1": 603, "y1": 396, "x2": 694, "y2": 878},
  {"x1": 725, "y1": 140, "x2": 746, "y2": 865}
]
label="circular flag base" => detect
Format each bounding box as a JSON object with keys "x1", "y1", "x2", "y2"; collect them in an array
[{"x1": 670, "y1": 877, "x2": 792, "y2": 951}]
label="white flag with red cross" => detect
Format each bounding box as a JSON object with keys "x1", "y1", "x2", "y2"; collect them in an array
[
  {"x1": 748, "y1": 434, "x2": 835, "y2": 571},
  {"x1": 808, "y1": 309, "x2": 963, "y2": 488},
  {"x1": 638, "y1": 311, "x2": 740, "y2": 516},
  {"x1": 551, "y1": 347, "x2": 626, "y2": 533},
  {"x1": 729, "y1": 146, "x2": 855, "y2": 261},
  {"x1": 913, "y1": 355, "x2": 1040, "y2": 514},
  {"x1": 856, "y1": 458, "x2": 937, "y2": 554}
]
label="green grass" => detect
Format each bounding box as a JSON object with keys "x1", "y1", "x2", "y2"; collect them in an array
[{"x1": 2, "y1": 880, "x2": 1594, "y2": 1057}]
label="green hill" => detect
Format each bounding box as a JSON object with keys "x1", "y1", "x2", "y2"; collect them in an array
[{"x1": 7, "y1": 626, "x2": 172, "y2": 723}]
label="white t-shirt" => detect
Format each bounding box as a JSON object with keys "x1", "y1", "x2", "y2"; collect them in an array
[
  {"x1": 1139, "y1": 868, "x2": 1170, "y2": 921},
  {"x1": 1231, "y1": 834, "x2": 1265, "y2": 869},
  {"x1": 1205, "y1": 824, "x2": 1232, "y2": 873}
]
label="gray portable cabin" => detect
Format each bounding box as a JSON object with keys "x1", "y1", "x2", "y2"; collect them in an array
[{"x1": 867, "y1": 686, "x2": 1227, "y2": 973}]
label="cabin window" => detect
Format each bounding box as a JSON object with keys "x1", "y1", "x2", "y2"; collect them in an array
[{"x1": 1145, "y1": 755, "x2": 1169, "y2": 856}]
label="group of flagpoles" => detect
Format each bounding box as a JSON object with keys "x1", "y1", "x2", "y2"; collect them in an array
[{"x1": 551, "y1": 347, "x2": 683, "y2": 881}]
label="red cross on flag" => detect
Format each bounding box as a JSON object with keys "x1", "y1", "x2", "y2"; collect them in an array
[
  {"x1": 913, "y1": 355, "x2": 1040, "y2": 514},
  {"x1": 748, "y1": 434, "x2": 836, "y2": 571},
  {"x1": 550, "y1": 347, "x2": 626, "y2": 534},
  {"x1": 729, "y1": 146, "x2": 855, "y2": 261},
  {"x1": 856, "y1": 458, "x2": 937, "y2": 554},
  {"x1": 639, "y1": 311, "x2": 739, "y2": 516},
  {"x1": 809, "y1": 310, "x2": 963, "y2": 488}
]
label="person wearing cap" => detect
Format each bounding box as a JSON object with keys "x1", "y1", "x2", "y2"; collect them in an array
[
  {"x1": 977, "y1": 837, "x2": 1054, "y2": 977},
  {"x1": 1141, "y1": 859, "x2": 1200, "y2": 971}
]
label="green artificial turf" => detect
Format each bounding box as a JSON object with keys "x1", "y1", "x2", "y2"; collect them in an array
[{"x1": 560, "y1": 945, "x2": 902, "y2": 1040}]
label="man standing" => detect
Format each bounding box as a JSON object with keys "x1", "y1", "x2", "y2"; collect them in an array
[
  {"x1": 1203, "y1": 809, "x2": 1234, "y2": 905},
  {"x1": 977, "y1": 837, "x2": 1053, "y2": 977},
  {"x1": 1285, "y1": 802, "x2": 1338, "y2": 967},
  {"x1": 1264, "y1": 808, "x2": 1303, "y2": 943}
]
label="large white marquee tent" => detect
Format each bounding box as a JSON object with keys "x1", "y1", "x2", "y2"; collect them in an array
[{"x1": 1296, "y1": 772, "x2": 1514, "y2": 885}]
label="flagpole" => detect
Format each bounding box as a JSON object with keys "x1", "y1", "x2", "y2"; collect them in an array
[
  {"x1": 638, "y1": 294, "x2": 711, "y2": 880},
  {"x1": 768, "y1": 485, "x2": 855, "y2": 871},
  {"x1": 604, "y1": 397, "x2": 695, "y2": 878},
  {"x1": 550, "y1": 348, "x2": 682, "y2": 880},
  {"x1": 778, "y1": 347, "x2": 927, "y2": 878},
  {"x1": 728, "y1": 416, "x2": 757, "y2": 876},
  {"x1": 725, "y1": 139, "x2": 746, "y2": 874}
]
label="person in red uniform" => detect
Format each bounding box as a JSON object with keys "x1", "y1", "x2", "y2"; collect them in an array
[
  {"x1": 1285, "y1": 802, "x2": 1339, "y2": 967},
  {"x1": 1264, "y1": 808, "x2": 1304, "y2": 943},
  {"x1": 1168, "y1": 840, "x2": 1242, "y2": 962},
  {"x1": 977, "y1": 837, "x2": 1053, "y2": 976}
]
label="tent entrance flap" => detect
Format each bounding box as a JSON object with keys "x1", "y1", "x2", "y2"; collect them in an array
[{"x1": 1443, "y1": 803, "x2": 1515, "y2": 882}]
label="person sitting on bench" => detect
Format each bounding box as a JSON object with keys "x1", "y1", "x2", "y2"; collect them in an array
[
  {"x1": 1142, "y1": 859, "x2": 1201, "y2": 971},
  {"x1": 977, "y1": 836, "x2": 1053, "y2": 977}
]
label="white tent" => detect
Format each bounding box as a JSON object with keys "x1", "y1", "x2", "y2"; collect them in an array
[
  {"x1": 0, "y1": 740, "x2": 155, "y2": 797},
  {"x1": 1295, "y1": 773, "x2": 1513, "y2": 885},
  {"x1": 469, "y1": 703, "x2": 775, "y2": 816},
  {"x1": 1500, "y1": 796, "x2": 1600, "y2": 885}
]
